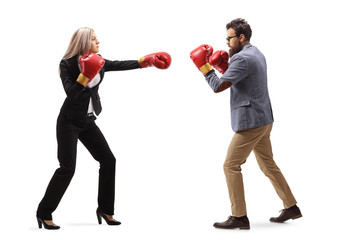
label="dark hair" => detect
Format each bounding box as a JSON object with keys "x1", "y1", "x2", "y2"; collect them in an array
[{"x1": 226, "y1": 18, "x2": 252, "y2": 41}]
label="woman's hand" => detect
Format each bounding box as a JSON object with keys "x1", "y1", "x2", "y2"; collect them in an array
[
  {"x1": 138, "y1": 52, "x2": 171, "y2": 69},
  {"x1": 77, "y1": 53, "x2": 105, "y2": 87}
]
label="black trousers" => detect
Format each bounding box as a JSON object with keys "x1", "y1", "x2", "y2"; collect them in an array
[{"x1": 37, "y1": 113, "x2": 116, "y2": 220}]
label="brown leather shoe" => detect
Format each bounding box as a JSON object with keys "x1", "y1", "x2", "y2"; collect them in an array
[
  {"x1": 270, "y1": 205, "x2": 302, "y2": 223},
  {"x1": 213, "y1": 216, "x2": 250, "y2": 230}
]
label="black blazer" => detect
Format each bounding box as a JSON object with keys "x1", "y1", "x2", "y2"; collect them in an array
[{"x1": 59, "y1": 55, "x2": 140, "y2": 121}]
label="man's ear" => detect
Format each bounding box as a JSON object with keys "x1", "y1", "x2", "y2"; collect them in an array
[{"x1": 239, "y1": 34, "x2": 247, "y2": 45}]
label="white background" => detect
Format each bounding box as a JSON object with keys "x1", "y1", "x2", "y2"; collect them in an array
[{"x1": 1, "y1": 0, "x2": 360, "y2": 239}]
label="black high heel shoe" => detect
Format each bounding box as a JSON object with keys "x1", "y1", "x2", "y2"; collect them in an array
[
  {"x1": 37, "y1": 217, "x2": 60, "y2": 230},
  {"x1": 96, "y1": 207, "x2": 121, "y2": 225}
]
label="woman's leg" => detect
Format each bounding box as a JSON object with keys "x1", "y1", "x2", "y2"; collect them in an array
[
  {"x1": 37, "y1": 119, "x2": 79, "y2": 220},
  {"x1": 79, "y1": 123, "x2": 116, "y2": 216}
]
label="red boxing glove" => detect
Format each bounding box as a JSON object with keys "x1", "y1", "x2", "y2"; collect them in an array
[
  {"x1": 190, "y1": 44, "x2": 214, "y2": 75},
  {"x1": 77, "y1": 53, "x2": 105, "y2": 87},
  {"x1": 209, "y1": 50, "x2": 229, "y2": 74},
  {"x1": 139, "y1": 52, "x2": 171, "y2": 69}
]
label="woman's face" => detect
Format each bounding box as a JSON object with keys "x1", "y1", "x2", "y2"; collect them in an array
[{"x1": 90, "y1": 32, "x2": 100, "y2": 53}]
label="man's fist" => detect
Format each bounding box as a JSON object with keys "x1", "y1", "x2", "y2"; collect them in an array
[
  {"x1": 190, "y1": 44, "x2": 214, "y2": 75},
  {"x1": 139, "y1": 52, "x2": 171, "y2": 69},
  {"x1": 209, "y1": 50, "x2": 229, "y2": 74}
]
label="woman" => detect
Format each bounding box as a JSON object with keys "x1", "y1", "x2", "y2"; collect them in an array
[{"x1": 36, "y1": 27, "x2": 171, "y2": 230}]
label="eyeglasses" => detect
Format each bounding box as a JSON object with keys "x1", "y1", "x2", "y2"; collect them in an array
[{"x1": 226, "y1": 35, "x2": 238, "y2": 42}]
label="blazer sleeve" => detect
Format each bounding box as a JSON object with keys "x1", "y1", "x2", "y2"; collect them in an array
[
  {"x1": 205, "y1": 55, "x2": 248, "y2": 93},
  {"x1": 103, "y1": 59, "x2": 140, "y2": 72},
  {"x1": 59, "y1": 59, "x2": 85, "y2": 101}
]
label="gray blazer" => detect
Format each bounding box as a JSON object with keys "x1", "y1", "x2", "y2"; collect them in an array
[{"x1": 205, "y1": 43, "x2": 274, "y2": 132}]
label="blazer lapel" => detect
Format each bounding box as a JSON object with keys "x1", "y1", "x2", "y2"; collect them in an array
[{"x1": 99, "y1": 67, "x2": 105, "y2": 83}]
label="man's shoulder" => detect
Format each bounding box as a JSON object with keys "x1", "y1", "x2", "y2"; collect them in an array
[{"x1": 236, "y1": 45, "x2": 264, "y2": 61}]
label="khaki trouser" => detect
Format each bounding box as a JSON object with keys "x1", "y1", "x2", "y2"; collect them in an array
[{"x1": 224, "y1": 123, "x2": 297, "y2": 217}]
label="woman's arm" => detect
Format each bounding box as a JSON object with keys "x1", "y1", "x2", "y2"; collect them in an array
[
  {"x1": 59, "y1": 60, "x2": 85, "y2": 101},
  {"x1": 103, "y1": 59, "x2": 140, "y2": 72},
  {"x1": 103, "y1": 52, "x2": 171, "y2": 71}
]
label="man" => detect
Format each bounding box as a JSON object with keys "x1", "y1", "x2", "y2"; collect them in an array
[{"x1": 190, "y1": 18, "x2": 302, "y2": 230}]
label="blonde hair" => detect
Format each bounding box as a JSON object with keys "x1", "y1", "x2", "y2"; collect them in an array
[{"x1": 62, "y1": 27, "x2": 94, "y2": 60}]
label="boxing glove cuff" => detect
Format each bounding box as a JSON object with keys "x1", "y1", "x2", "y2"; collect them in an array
[
  {"x1": 77, "y1": 73, "x2": 90, "y2": 87},
  {"x1": 138, "y1": 56, "x2": 150, "y2": 68},
  {"x1": 199, "y1": 63, "x2": 213, "y2": 75},
  {"x1": 138, "y1": 56, "x2": 145, "y2": 64}
]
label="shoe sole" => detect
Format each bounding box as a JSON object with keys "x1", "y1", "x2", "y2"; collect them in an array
[
  {"x1": 291, "y1": 214, "x2": 303, "y2": 220},
  {"x1": 214, "y1": 226, "x2": 250, "y2": 230},
  {"x1": 239, "y1": 226, "x2": 250, "y2": 230},
  {"x1": 270, "y1": 214, "x2": 303, "y2": 223}
]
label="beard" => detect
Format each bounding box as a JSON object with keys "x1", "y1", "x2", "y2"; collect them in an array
[{"x1": 229, "y1": 44, "x2": 243, "y2": 58}]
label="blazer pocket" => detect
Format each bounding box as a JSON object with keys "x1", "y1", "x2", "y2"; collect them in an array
[{"x1": 234, "y1": 100, "x2": 250, "y2": 108}]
